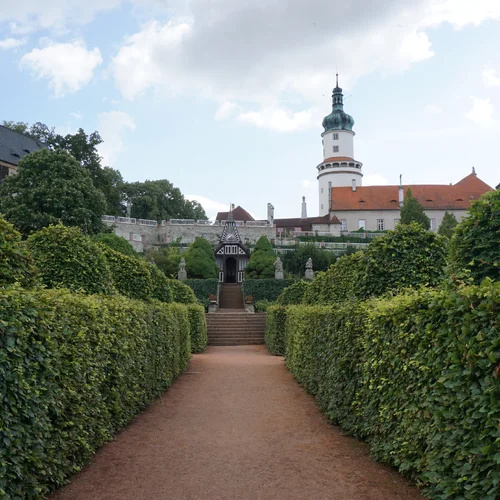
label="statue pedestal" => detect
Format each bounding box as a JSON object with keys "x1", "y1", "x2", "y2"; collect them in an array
[
  {"x1": 208, "y1": 303, "x2": 218, "y2": 313},
  {"x1": 305, "y1": 269, "x2": 314, "y2": 280},
  {"x1": 245, "y1": 304, "x2": 255, "y2": 313},
  {"x1": 275, "y1": 271, "x2": 284, "y2": 280},
  {"x1": 178, "y1": 270, "x2": 187, "y2": 281}
]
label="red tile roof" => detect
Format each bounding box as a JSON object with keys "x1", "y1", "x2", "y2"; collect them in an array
[
  {"x1": 321, "y1": 156, "x2": 355, "y2": 163},
  {"x1": 216, "y1": 206, "x2": 255, "y2": 221},
  {"x1": 330, "y1": 174, "x2": 493, "y2": 211}
]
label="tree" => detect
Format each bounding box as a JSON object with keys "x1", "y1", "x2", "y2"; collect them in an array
[
  {"x1": 282, "y1": 243, "x2": 336, "y2": 277},
  {"x1": 184, "y1": 237, "x2": 218, "y2": 279},
  {"x1": 400, "y1": 188, "x2": 431, "y2": 229},
  {"x1": 122, "y1": 180, "x2": 208, "y2": 221},
  {"x1": 146, "y1": 245, "x2": 183, "y2": 277},
  {"x1": 448, "y1": 190, "x2": 500, "y2": 282},
  {"x1": 0, "y1": 149, "x2": 107, "y2": 235},
  {"x1": 245, "y1": 236, "x2": 275, "y2": 279},
  {"x1": 438, "y1": 211, "x2": 458, "y2": 238},
  {"x1": 93, "y1": 233, "x2": 138, "y2": 257}
]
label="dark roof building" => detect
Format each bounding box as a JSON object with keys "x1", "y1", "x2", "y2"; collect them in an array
[{"x1": 216, "y1": 205, "x2": 255, "y2": 222}]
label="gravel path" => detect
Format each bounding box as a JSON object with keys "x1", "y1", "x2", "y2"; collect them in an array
[{"x1": 50, "y1": 346, "x2": 424, "y2": 500}]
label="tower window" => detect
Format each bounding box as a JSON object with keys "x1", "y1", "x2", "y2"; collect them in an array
[
  {"x1": 333, "y1": 133, "x2": 339, "y2": 140},
  {"x1": 321, "y1": 188, "x2": 323, "y2": 193},
  {"x1": 333, "y1": 146, "x2": 339, "y2": 153}
]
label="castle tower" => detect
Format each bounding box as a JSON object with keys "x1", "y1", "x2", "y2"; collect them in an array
[{"x1": 317, "y1": 75, "x2": 363, "y2": 216}]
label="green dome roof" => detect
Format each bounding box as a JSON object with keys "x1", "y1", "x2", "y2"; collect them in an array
[{"x1": 322, "y1": 78, "x2": 354, "y2": 132}]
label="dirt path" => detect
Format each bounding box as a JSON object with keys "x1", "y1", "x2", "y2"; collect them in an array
[{"x1": 51, "y1": 346, "x2": 424, "y2": 500}]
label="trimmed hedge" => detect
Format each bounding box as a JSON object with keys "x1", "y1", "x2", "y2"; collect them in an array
[
  {"x1": 148, "y1": 263, "x2": 173, "y2": 303},
  {"x1": 265, "y1": 305, "x2": 287, "y2": 355},
  {"x1": 0, "y1": 287, "x2": 191, "y2": 499},
  {"x1": 100, "y1": 246, "x2": 154, "y2": 301},
  {"x1": 27, "y1": 224, "x2": 115, "y2": 295},
  {"x1": 276, "y1": 280, "x2": 310, "y2": 305},
  {"x1": 280, "y1": 280, "x2": 500, "y2": 499},
  {"x1": 255, "y1": 299, "x2": 273, "y2": 312},
  {"x1": 243, "y1": 279, "x2": 295, "y2": 302},
  {"x1": 167, "y1": 279, "x2": 197, "y2": 304},
  {"x1": 184, "y1": 278, "x2": 218, "y2": 306},
  {"x1": 186, "y1": 304, "x2": 208, "y2": 353}
]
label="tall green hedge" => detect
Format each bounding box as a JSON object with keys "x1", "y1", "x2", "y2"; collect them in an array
[
  {"x1": 280, "y1": 280, "x2": 500, "y2": 499},
  {"x1": 0, "y1": 287, "x2": 191, "y2": 499},
  {"x1": 167, "y1": 279, "x2": 197, "y2": 304},
  {"x1": 265, "y1": 305, "x2": 288, "y2": 355},
  {"x1": 148, "y1": 262, "x2": 173, "y2": 303},
  {"x1": 27, "y1": 224, "x2": 115, "y2": 295},
  {"x1": 184, "y1": 278, "x2": 218, "y2": 305},
  {"x1": 186, "y1": 304, "x2": 208, "y2": 353},
  {"x1": 276, "y1": 280, "x2": 310, "y2": 305},
  {"x1": 242, "y1": 279, "x2": 295, "y2": 302}
]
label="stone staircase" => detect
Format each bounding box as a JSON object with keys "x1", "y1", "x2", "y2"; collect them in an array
[{"x1": 207, "y1": 284, "x2": 266, "y2": 346}]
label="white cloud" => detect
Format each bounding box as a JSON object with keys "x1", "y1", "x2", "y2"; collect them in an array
[
  {"x1": 238, "y1": 107, "x2": 315, "y2": 132},
  {"x1": 466, "y1": 97, "x2": 494, "y2": 126},
  {"x1": 0, "y1": 37, "x2": 26, "y2": 49},
  {"x1": 70, "y1": 112, "x2": 82, "y2": 120},
  {"x1": 215, "y1": 101, "x2": 239, "y2": 120},
  {"x1": 363, "y1": 174, "x2": 390, "y2": 186},
  {"x1": 20, "y1": 39, "x2": 102, "y2": 96},
  {"x1": 185, "y1": 194, "x2": 228, "y2": 219},
  {"x1": 97, "y1": 111, "x2": 136, "y2": 167},
  {"x1": 483, "y1": 67, "x2": 500, "y2": 87},
  {"x1": 424, "y1": 104, "x2": 443, "y2": 114},
  {"x1": 300, "y1": 180, "x2": 314, "y2": 189}
]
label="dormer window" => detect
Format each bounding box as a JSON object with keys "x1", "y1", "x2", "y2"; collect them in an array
[{"x1": 333, "y1": 133, "x2": 339, "y2": 140}]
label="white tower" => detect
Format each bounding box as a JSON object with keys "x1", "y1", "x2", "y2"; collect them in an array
[{"x1": 317, "y1": 75, "x2": 363, "y2": 216}]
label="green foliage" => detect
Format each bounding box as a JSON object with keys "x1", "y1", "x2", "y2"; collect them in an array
[
  {"x1": 449, "y1": 190, "x2": 500, "y2": 282},
  {"x1": 400, "y1": 188, "x2": 431, "y2": 229},
  {"x1": 186, "y1": 304, "x2": 208, "y2": 353},
  {"x1": 243, "y1": 279, "x2": 295, "y2": 302},
  {"x1": 359, "y1": 223, "x2": 446, "y2": 298},
  {"x1": 282, "y1": 244, "x2": 337, "y2": 277},
  {"x1": 184, "y1": 237, "x2": 218, "y2": 279},
  {"x1": 265, "y1": 305, "x2": 288, "y2": 355},
  {"x1": 276, "y1": 280, "x2": 310, "y2": 305},
  {"x1": 146, "y1": 246, "x2": 182, "y2": 278},
  {"x1": 100, "y1": 246, "x2": 154, "y2": 301},
  {"x1": 279, "y1": 280, "x2": 500, "y2": 499},
  {"x1": 184, "y1": 278, "x2": 218, "y2": 308},
  {"x1": 123, "y1": 179, "x2": 207, "y2": 221},
  {"x1": 303, "y1": 252, "x2": 365, "y2": 305},
  {"x1": 0, "y1": 149, "x2": 107, "y2": 235},
  {"x1": 93, "y1": 232, "x2": 138, "y2": 257},
  {"x1": 27, "y1": 225, "x2": 114, "y2": 295},
  {"x1": 0, "y1": 287, "x2": 191, "y2": 498},
  {"x1": 148, "y1": 263, "x2": 173, "y2": 303},
  {"x1": 255, "y1": 299, "x2": 274, "y2": 312},
  {"x1": 245, "y1": 236, "x2": 275, "y2": 279},
  {"x1": 437, "y1": 211, "x2": 458, "y2": 238},
  {"x1": 0, "y1": 216, "x2": 37, "y2": 287},
  {"x1": 167, "y1": 279, "x2": 197, "y2": 304}
]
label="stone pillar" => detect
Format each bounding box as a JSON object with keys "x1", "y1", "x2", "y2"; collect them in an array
[
  {"x1": 178, "y1": 257, "x2": 187, "y2": 281},
  {"x1": 274, "y1": 256, "x2": 284, "y2": 280},
  {"x1": 304, "y1": 257, "x2": 314, "y2": 280}
]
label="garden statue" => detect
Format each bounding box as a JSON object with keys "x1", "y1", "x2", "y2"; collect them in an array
[
  {"x1": 274, "y1": 256, "x2": 284, "y2": 280},
  {"x1": 305, "y1": 257, "x2": 314, "y2": 280},
  {"x1": 178, "y1": 257, "x2": 187, "y2": 281}
]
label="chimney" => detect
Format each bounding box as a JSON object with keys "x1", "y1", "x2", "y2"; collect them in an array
[
  {"x1": 267, "y1": 203, "x2": 274, "y2": 226},
  {"x1": 301, "y1": 196, "x2": 307, "y2": 219},
  {"x1": 398, "y1": 174, "x2": 404, "y2": 207},
  {"x1": 352, "y1": 179, "x2": 356, "y2": 192}
]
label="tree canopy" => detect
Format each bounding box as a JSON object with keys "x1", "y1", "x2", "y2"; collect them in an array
[
  {"x1": 184, "y1": 237, "x2": 218, "y2": 279},
  {"x1": 245, "y1": 236, "x2": 275, "y2": 279},
  {"x1": 146, "y1": 246, "x2": 183, "y2": 278},
  {"x1": 438, "y1": 211, "x2": 458, "y2": 238},
  {"x1": 400, "y1": 188, "x2": 431, "y2": 229},
  {"x1": 282, "y1": 243, "x2": 336, "y2": 277},
  {"x1": 0, "y1": 149, "x2": 107, "y2": 235}
]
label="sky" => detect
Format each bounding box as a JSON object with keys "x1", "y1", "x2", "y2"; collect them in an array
[{"x1": 1, "y1": 0, "x2": 500, "y2": 220}]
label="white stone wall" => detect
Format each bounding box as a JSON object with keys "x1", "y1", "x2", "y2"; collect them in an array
[
  {"x1": 330, "y1": 209, "x2": 468, "y2": 233},
  {"x1": 321, "y1": 130, "x2": 354, "y2": 159},
  {"x1": 318, "y1": 169, "x2": 363, "y2": 216}
]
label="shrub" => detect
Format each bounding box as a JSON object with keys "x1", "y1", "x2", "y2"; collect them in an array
[
  {"x1": 283, "y1": 280, "x2": 500, "y2": 499},
  {"x1": 448, "y1": 190, "x2": 500, "y2": 282},
  {"x1": 255, "y1": 299, "x2": 273, "y2": 312},
  {"x1": 303, "y1": 251, "x2": 365, "y2": 305},
  {"x1": 148, "y1": 263, "x2": 173, "y2": 303},
  {"x1": 101, "y1": 246, "x2": 154, "y2": 301},
  {"x1": 146, "y1": 246, "x2": 182, "y2": 278},
  {"x1": 245, "y1": 236, "x2": 275, "y2": 279},
  {"x1": 0, "y1": 287, "x2": 191, "y2": 498},
  {"x1": 184, "y1": 237, "x2": 218, "y2": 279},
  {"x1": 359, "y1": 222, "x2": 446, "y2": 298},
  {"x1": 93, "y1": 233, "x2": 138, "y2": 257},
  {"x1": 186, "y1": 304, "x2": 208, "y2": 353},
  {"x1": 168, "y1": 279, "x2": 197, "y2": 304},
  {"x1": 27, "y1": 224, "x2": 114, "y2": 295},
  {"x1": 276, "y1": 280, "x2": 310, "y2": 305},
  {"x1": 243, "y1": 279, "x2": 295, "y2": 302},
  {"x1": 0, "y1": 215, "x2": 37, "y2": 287},
  {"x1": 265, "y1": 305, "x2": 288, "y2": 355}
]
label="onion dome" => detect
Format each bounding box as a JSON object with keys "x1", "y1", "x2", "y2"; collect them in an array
[{"x1": 322, "y1": 74, "x2": 355, "y2": 132}]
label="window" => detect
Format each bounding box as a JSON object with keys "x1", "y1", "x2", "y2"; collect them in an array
[
  {"x1": 333, "y1": 133, "x2": 339, "y2": 140},
  {"x1": 0, "y1": 165, "x2": 9, "y2": 183},
  {"x1": 430, "y1": 218, "x2": 436, "y2": 231},
  {"x1": 321, "y1": 188, "x2": 323, "y2": 193},
  {"x1": 340, "y1": 219, "x2": 347, "y2": 231},
  {"x1": 377, "y1": 219, "x2": 385, "y2": 231},
  {"x1": 321, "y1": 204, "x2": 324, "y2": 210},
  {"x1": 333, "y1": 146, "x2": 339, "y2": 153},
  {"x1": 358, "y1": 219, "x2": 366, "y2": 230}
]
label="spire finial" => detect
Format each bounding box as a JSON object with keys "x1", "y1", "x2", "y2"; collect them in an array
[{"x1": 336, "y1": 73, "x2": 339, "y2": 87}]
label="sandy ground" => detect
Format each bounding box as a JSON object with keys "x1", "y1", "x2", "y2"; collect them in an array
[{"x1": 50, "y1": 346, "x2": 425, "y2": 500}]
